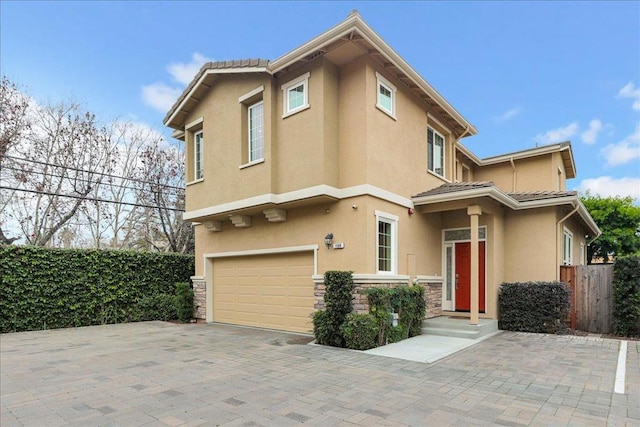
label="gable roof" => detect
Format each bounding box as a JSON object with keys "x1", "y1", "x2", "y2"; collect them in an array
[
  {"x1": 164, "y1": 11, "x2": 477, "y2": 137},
  {"x1": 456, "y1": 141, "x2": 577, "y2": 179},
  {"x1": 412, "y1": 182, "x2": 600, "y2": 237}
]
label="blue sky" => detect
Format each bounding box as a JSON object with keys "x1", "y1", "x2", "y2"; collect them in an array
[{"x1": 2, "y1": 1, "x2": 639, "y2": 200}]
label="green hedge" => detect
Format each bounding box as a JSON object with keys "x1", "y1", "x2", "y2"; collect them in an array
[
  {"x1": 613, "y1": 255, "x2": 640, "y2": 336},
  {"x1": 0, "y1": 245, "x2": 194, "y2": 332},
  {"x1": 312, "y1": 271, "x2": 354, "y2": 347},
  {"x1": 366, "y1": 285, "x2": 426, "y2": 345},
  {"x1": 498, "y1": 281, "x2": 570, "y2": 333}
]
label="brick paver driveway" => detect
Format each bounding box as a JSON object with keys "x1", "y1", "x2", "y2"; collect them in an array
[{"x1": 1, "y1": 322, "x2": 638, "y2": 426}]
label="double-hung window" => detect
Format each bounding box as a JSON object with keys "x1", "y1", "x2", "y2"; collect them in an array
[
  {"x1": 194, "y1": 130, "x2": 204, "y2": 180},
  {"x1": 282, "y1": 72, "x2": 310, "y2": 117},
  {"x1": 563, "y1": 228, "x2": 573, "y2": 265},
  {"x1": 375, "y1": 72, "x2": 396, "y2": 119},
  {"x1": 427, "y1": 127, "x2": 445, "y2": 177},
  {"x1": 248, "y1": 101, "x2": 264, "y2": 162},
  {"x1": 375, "y1": 211, "x2": 398, "y2": 274}
]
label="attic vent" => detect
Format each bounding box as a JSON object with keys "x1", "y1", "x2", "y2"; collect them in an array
[{"x1": 305, "y1": 50, "x2": 325, "y2": 61}]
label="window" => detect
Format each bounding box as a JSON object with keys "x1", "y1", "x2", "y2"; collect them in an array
[
  {"x1": 248, "y1": 101, "x2": 263, "y2": 162},
  {"x1": 579, "y1": 243, "x2": 585, "y2": 265},
  {"x1": 563, "y1": 228, "x2": 573, "y2": 265},
  {"x1": 281, "y1": 72, "x2": 310, "y2": 117},
  {"x1": 375, "y1": 211, "x2": 398, "y2": 274},
  {"x1": 194, "y1": 130, "x2": 204, "y2": 180},
  {"x1": 375, "y1": 72, "x2": 396, "y2": 118},
  {"x1": 427, "y1": 127, "x2": 445, "y2": 177}
]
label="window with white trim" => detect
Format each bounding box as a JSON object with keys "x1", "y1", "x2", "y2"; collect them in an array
[
  {"x1": 563, "y1": 228, "x2": 573, "y2": 266},
  {"x1": 375, "y1": 72, "x2": 396, "y2": 118},
  {"x1": 281, "y1": 72, "x2": 310, "y2": 117},
  {"x1": 427, "y1": 127, "x2": 445, "y2": 177},
  {"x1": 579, "y1": 243, "x2": 585, "y2": 265},
  {"x1": 194, "y1": 130, "x2": 204, "y2": 180},
  {"x1": 375, "y1": 211, "x2": 398, "y2": 274},
  {"x1": 248, "y1": 101, "x2": 264, "y2": 162}
]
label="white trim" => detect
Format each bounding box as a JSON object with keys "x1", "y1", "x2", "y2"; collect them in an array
[
  {"x1": 238, "y1": 85, "x2": 265, "y2": 103},
  {"x1": 239, "y1": 159, "x2": 265, "y2": 170},
  {"x1": 281, "y1": 72, "x2": 310, "y2": 117},
  {"x1": 427, "y1": 113, "x2": 452, "y2": 136},
  {"x1": 171, "y1": 129, "x2": 185, "y2": 140},
  {"x1": 186, "y1": 178, "x2": 204, "y2": 186},
  {"x1": 248, "y1": 100, "x2": 264, "y2": 163},
  {"x1": 164, "y1": 67, "x2": 269, "y2": 126},
  {"x1": 579, "y1": 242, "x2": 585, "y2": 265},
  {"x1": 563, "y1": 227, "x2": 573, "y2": 266},
  {"x1": 415, "y1": 275, "x2": 444, "y2": 283},
  {"x1": 183, "y1": 184, "x2": 414, "y2": 220},
  {"x1": 354, "y1": 274, "x2": 410, "y2": 284},
  {"x1": 190, "y1": 275, "x2": 205, "y2": 281},
  {"x1": 427, "y1": 127, "x2": 446, "y2": 178},
  {"x1": 204, "y1": 244, "x2": 319, "y2": 276},
  {"x1": 375, "y1": 71, "x2": 397, "y2": 119},
  {"x1": 194, "y1": 130, "x2": 204, "y2": 181},
  {"x1": 185, "y1": 117, "x2": 204, "y2": 130},
  {"x1": 375, "y1": 210, "x2": 398, "y2": 275}
]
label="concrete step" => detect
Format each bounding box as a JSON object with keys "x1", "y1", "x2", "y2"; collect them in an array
[{"x1": 421, "y1": 316, "x2": 499, "y2": 340}]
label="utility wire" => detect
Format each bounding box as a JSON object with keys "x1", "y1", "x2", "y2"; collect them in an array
[
  {"x1": 2, "y1": 154, "x2": 185, "y2": 191},
  {"x1": 0, "y1": 185, "x2": 185, "y2": 212},
  {"x1": 1, "y1": 164, "x2": 184, "y2": 195}
]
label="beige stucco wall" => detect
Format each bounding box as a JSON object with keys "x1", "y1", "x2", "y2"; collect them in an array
[{"x1": 473, "y1": 155, "x2": 566, "y2": 193}]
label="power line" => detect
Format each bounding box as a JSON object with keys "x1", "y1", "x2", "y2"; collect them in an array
[
  {"x1": 0, "y1": 185, "x2": 185, "y2": 212},
  {"x1": 2, "y1": 154, "x2": 186, "y2": 191},
  {"x1": 1, "y1": 164, "x2": 184, "y2": 195}
]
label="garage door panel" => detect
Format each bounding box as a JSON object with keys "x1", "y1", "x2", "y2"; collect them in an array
[{"x1": 212, "y1": 252, "x2": 314, "y2": 333}]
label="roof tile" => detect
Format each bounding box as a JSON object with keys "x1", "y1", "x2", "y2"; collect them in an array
[{"x1": 413, "y1": 181, "x2": 494, "y2": 198}]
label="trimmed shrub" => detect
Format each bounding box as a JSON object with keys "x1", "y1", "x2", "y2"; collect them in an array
[
  {"x1": 613, "y1": 255, "x2": 640, "y2": 336},
  {"x1": 175, "y1": 282, "x2": 195, "y2": 323},
  {"x1": 0, "y1": 245, "x2": 194, "y2": 332},
  {"x1": 312, "y1": 271, "x2": 354, "y2": 347},
  {"x1": 498, "y1": 281, "x2": 570, "y2": 333},
  {"x1": 133, "y1": 294, "x2": 177, "y2": 321},
  {"x1": 366, "y1": 285, "x2": 426, "y2": 345},
  {"x1": 341, "y1": 313, "x2": 378, "y2": 350}
]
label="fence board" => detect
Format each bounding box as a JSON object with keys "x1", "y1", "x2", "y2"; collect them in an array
[{"x1": 563, "y1": 265, "x2": 614, "y2": 333}]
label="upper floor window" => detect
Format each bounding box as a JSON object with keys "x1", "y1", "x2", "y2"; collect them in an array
[
  {"x1": 282, "y1": 72, "x2": 310, "y2": 117},
  {"x1": 427, "y1": 127, "x2": 445, "y2": 177},
  {"x1": 194, "y1": 130, "x2": 204, "y2": 180},
  {"x1": 375, "y1": 210, "x2": 398, "y2": 274},
  {"x1": 563, "y1": 228, "x2": 573, "y2": 266},
  {"x1": 248, "y1": 101, "x2": 264, "y2": 162},
  {"x1": 375, "y1": 72, "x2": 396, "y2": 119}
]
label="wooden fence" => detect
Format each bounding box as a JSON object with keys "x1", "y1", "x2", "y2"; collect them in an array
[
  {"x1": 560, "y1": 264, "x2": 613, "y2": 334},
  {"x1": 560, "y1": 264, "x2": 614, "y2": 333}
]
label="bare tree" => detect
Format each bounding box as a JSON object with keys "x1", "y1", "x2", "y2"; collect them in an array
[
  {"x1": 4, "y1": 101, "x2": 114, "y2": 246},
  {"x1": 0, "y1": 76, "x2": 31, "y2": 244},
  {"x1": 137, "y1": 139, "x2": 193, "y2": 254}
]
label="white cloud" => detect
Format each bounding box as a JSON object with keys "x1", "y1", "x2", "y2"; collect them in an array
[
  {"x1": 578, "y1": 176, "x2": 640, "y2": 200},
  {"x1": 580, "y1": 119, "x2": 603, "y2": 145},
  {"x1": 533, "y1": 122, "x2": 579, "y2": 145},
  {"x1": 494, "y1": 107, "x2": 521, "y2": 123},
  {"x1": 141, "y1": 83, "x2": 182, "y2": 113},
  {"x1": 141, "y1": 52, "x2": 212, "y2": 112},
  {"x1": 167, "y1": 52, "x2": 211, "y2": 86},
  {"x1": 618, "y1": 82, "x2": 640, "y2": 111},
  {"x1": 601, "y1": 123, "x2": 640, "y2": 167}
]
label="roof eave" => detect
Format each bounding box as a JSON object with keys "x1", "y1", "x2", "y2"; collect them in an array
[{"x1": 269, "y1": 14, "x2": 477, "y2": 136}]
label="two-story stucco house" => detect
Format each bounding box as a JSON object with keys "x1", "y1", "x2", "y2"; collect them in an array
[{"x1": 164, "y1": 12, "x2": 600, "y2": 334}]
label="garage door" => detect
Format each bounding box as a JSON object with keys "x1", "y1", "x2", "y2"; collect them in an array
[{"x1": 212, "y1": 252, "x2": 314, "y2": 333}]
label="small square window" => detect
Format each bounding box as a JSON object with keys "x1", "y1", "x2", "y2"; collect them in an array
[
  {"x1": 375, "y1": 72, "x2": 397, "y2": 119},
  {"x1": 281, "y1": 72, "x2": 310, "y2": 117}
]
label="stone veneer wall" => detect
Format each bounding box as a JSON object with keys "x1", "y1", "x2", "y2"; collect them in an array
[
  {"x1": 191, "y1": 276, "x2": 206, "y2": 320},
  {"x1": 314, "y1": 279, "x2": 444, "y2": 319}
]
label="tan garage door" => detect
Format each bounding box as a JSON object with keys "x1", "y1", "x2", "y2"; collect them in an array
[{"x1": 212, "y1": 252, "x2": 314, "y2": 333}]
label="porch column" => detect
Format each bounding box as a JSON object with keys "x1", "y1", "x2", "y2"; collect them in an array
[{"x1": 468, "y1": 205, "x2": 482, "y2": 325}]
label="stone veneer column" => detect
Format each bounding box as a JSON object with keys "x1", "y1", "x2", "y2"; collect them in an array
[{"x1": 191, "y1": 276, "x2": 206, "y2": 320}]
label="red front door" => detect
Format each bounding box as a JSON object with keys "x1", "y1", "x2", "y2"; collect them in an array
[{"x1": 455, "y1": 241, "x2": 486, "y2": 312}]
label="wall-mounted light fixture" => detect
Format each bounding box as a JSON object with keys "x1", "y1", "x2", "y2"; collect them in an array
[{"x1": 324, "y1": 233, "x2": 334, "y2": 249}]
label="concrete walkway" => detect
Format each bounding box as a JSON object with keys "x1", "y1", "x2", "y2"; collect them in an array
[{"x1": 1, "y1": 322, "x2": 638, "y2": 426}]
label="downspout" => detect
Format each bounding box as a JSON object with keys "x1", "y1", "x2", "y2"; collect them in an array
[
  {"x1": 509, "y1": 157, "x2": 517, "y2": 192},
  {"x1": 556, "y1": 203, "x2": 580, "y2": 276}
]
